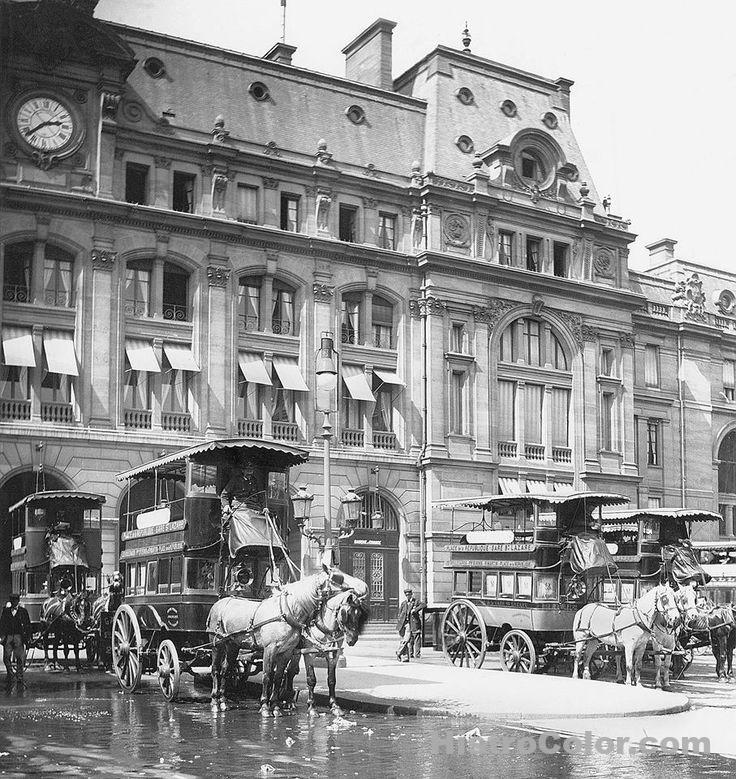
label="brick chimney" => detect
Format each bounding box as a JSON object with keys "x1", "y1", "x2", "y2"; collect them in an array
[
  {"x1": 263, "y1": 42, "x2": 297, "y2": 65},
  {"x1": 645, "y1": 238, "x2": 677, "y2": 267},
  {"x1": 342, "y1": 18, "x2": 396, "y2": 91}
]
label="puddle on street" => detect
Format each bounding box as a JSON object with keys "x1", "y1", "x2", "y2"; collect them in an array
[{"x1": 0, "y1": 678, "x2": 731, "y2": 778}]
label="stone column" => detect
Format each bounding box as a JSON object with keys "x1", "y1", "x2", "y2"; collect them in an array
[
  {"x1": 88, "y1": 249, "x2": 117, "y2": 426},
  {"x1": 473, "y1": 317, "x2": 491, "y2": 457},
  {"x1": 205, "y1": 263, "x2": 231, "y2": 436},
  {"x1": 151, "y1": 337, "x2": 163, "y2": 430},
  {"x1": 31, "y1": 240, "x2": 45, "y2": 304},
  {"x1": 153, "y1": 156, "x2": 171, "y2": 209},
  {"x1": 620, "y1": 334, "x2": 638, "y2": 476},
  {"x1": 31, "y1": 324, "x2": 43, "y2": 422},
  {"x1": 151, "y1": 257, "x2": 164, "y2": 318},
  {"x1": 97, "y1": 91, "x2": 121, "y2": 200},
  {"x1": 362, "y1": 291, "x2": 373, "y2": 347},
  {"x1": 261, "y1": 275, "x2": 274, "y2": 333}
]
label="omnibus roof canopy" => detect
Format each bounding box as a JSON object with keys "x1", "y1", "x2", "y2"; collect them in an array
[
  {"x1": 601, "y1": 508, "x2": 721, "y2": 524},
  {"x1": 115, "y1": 438, "x2": 310, "y2": 482},
  {"x1": 434, "y1": 492, "x2": 629, "y2": 511},
  {"x1": 8, "y1": 491, "x2": 106, "y2": 514}
]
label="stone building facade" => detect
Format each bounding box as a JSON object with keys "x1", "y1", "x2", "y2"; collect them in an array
[{"x1": 0, "y1": 1, "x2": 732, "y2": 614}]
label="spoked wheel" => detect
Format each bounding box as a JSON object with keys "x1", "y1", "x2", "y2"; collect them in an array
[
  {"x1": 112, "y1": 604, "x2": 143, "y2": 693},
  {"x1": 500, "y1": 630, "x2": 537, "y2": 673},
  {"x1": 441, "y1": 600, "x2": 487, "y2": 668},
  {"x1": 157, "y1": 639, "x2": 181, "y2": 702}
]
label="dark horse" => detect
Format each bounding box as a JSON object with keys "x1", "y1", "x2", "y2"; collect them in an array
[
  {"x1": 281, "y1": 588, "x2": 370, "y2": 716},
  {"x1": 40, "y1": 591, "x2": 92, "y2": 672},
  {"x1": 206, "y1": 568, "x2": 367, "y2": 716}
]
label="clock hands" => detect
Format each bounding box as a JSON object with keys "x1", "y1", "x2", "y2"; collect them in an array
[{"x1": 24, "y1": 119, "x2": 63, "y2": 136}]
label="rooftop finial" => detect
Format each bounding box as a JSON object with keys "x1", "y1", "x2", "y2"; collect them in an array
[{"x1": 462, "y1": 22, "x2": 471, "y2": 53}]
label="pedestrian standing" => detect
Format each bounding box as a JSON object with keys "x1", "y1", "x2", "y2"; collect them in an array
[
  {"x1": 1, "y1": 594, "x2": 32, "y2": 691},
  {"x1": 396, "y1": 587, "x2": 425, "y2": 662}
]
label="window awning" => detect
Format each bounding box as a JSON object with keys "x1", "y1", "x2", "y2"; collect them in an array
[
  {"x1": 125, "y1": 339, "x2": 161, "y2": 372},
  {"x1": 238, "y1": 352, "x2": 272, "y2": 385},
  {"x1": 373, "y1": 368, "x2": 404, "y2": 386},
  {"x1": 272, "y1": 357, "x2": 309, "y2": 392},
  {"x1": 553, "y1": 482, "x2": 575, "y2": 495},
  {"x1": 163, "y1": 342, "x2": 200, "y2": 372},
  {"x1": 526, "y1": 479, "x2": 547, "y2": 494},
  {"x1": 498, "y1": 477, "x2": 521, "y2": 495},
  {"x1": 1, "y1": 326, "x2": 35, "y2": 367},
  {"x1": 43, "y1": 330, "x2": 79, "y2": 376},
  {"x1": 342, "y1": 364, "x2": 375, "y2": 402}
]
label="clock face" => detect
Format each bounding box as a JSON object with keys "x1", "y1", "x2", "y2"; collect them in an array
[{"x1": 16, "y1": 96, "x2": 75, "y2": 151}]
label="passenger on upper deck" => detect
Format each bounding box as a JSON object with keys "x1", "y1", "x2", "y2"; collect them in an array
[{"x1": 220, "y1": 461, "x2": 263, "y2": 514}]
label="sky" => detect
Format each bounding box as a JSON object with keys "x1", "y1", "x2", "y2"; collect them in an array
[{"x1": 95, "y1": 0, "x2": 736, "y2": 273}]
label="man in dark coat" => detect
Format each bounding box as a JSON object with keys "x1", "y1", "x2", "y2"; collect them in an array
[
  {"x1": 396, "y1": 587, "x2": 425, "y2": 662},
  {"x1": 1, "y1": 594, "x2": 32, "y2": 690}
]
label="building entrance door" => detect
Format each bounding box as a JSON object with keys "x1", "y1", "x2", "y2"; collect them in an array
[{"x1": 338, "y1": 491, "x2": 399, "y2": 622}]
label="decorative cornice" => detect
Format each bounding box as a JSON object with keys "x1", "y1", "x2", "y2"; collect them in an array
[
  {"x1": 472, "y1": 298, "x2": 516, "y2": 326},
  {"x1": 207, "y1": 266, "x2": 231, "y2": 287},
  {"x1": 424, "y1": 172, "x2": 473, "y2": 193},
  {"x1": 409, "y1": 296, "x2": 446, "y2": 318},
  {"x1": 313, "y1": 282, "x2": 334, "y2": 303},
  {"x1": 90, "y1": 249, "x2": 117, "y2": 270}
]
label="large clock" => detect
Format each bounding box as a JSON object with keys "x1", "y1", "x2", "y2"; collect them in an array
[{"x1": 16, "y1": 95, "x2": 76, "y2": 152}]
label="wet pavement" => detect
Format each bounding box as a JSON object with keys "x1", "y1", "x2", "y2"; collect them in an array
[{"x1": 0, "y1": 669, "x2": 733, "y2": 778}]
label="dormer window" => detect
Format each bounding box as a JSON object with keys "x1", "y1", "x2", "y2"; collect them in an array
[{"x1": 521, "y1": 151, "x2": 545, "y2": 183}]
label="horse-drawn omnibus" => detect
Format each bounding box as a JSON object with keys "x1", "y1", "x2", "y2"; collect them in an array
[
  {"x1": 437, "y1": 491, "x2": 629, "y2": 672},
  {"x1": 692, "y1": 539, "x2": 736, "y2": 605},
  {"x1": 111, "y1": 438, "x2": 310, "y2": 701},
  {"x1": 7, "y1": 490, "x2": 105, "y2": 628}
]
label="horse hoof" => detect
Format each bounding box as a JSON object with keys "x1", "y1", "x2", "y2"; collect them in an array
[
  {"x1": 44, "y1": 665, "x2": 51, "y2": 673},
  {"x1": 331, "y1": 706, "x2": 344, "y2": 717},
  {"x1": 582, "y1": 672, "x2": 591, "y2": 681},
  {"x1": 272, "y1": 707, "x2": 282, "y2": 718},
  {"x1": 718, "y1": 677, "x2": 727, "y2": 684},
  {"x1": 662, "y1": 685, "x2": 672, "y2": 692},
  {"x1": 219, "y1": 701, "x2": 228, "y2": 711},
  {"x1": 260, "y1": 707, "x2": 272, "y2": 719}
]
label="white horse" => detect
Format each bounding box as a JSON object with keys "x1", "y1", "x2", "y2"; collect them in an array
[{"x1": 571, "y1": 584, "x2": 681, "y2": 686}]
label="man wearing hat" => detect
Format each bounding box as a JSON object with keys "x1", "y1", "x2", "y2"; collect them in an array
[
  {"x1": 396, "y1": 587, "x2": 425, "y2": 662},
  {"x1": 0, "y1": 594, "x2": 32, "y2": 690}
]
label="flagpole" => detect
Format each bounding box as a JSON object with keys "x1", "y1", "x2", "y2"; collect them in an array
[{"x1": 281, "y1": 0, "x2": 286, "y2": 43}]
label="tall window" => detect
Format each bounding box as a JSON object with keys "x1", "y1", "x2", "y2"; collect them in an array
[
  {"x1": 272, "y1": 282, "x2": 294, "y2": 335},
  {"x1": 238, "y1": 278, "x2": 260, "y2": 331},
  {"x1": 162, "y1": 358, "x2": 189, "y2": 414},
  {"x1": 647, "y1": 419, "x2": 660, "y2": 466},
  {"x1": 43, "y1": 246, "x2": 74, "y2": 307},
  {"x1": 124, "y1": 260, "x2": 151, "y2": 317},
  {"x1": 450, "y1": 323, "x2": 465, "y2": 353},
  {"x1": 271, "y1": 371, "x2": 294, "y2": 423},
  {"x1": 239, "y1": 378, "x2": 261, "y2": 419},
  {"x1": 125, "y1": 163, "x2": 149, "y2": 205},
  {"x1": 341, "y1": 380, "x2": 361, "y2": 429},
  {"x1": 339, "y1": 205, "x2": 358, "y2": 242},
  {"x1": 551, "y1": 333, "x2": 568, "y2": 370},
  {"x1": 237, "y1": 184, "x2": 258, "y2": 223},
  {"x1": 162, "y1": 263, "x2": 189, "y2": 321},
  {"x1": 644, "y1": 345, "x2": 660, "y2": 388},
  {"x1": 3, "y1": 242, "x2": 33, "y2": 303},
  {"x1": 499, "y1": 324, "x2": 516, "y2": 362},
  {"x1": 601, "y1": 392, "x2": 615, "y2": 450},
  {"x1": 551, "y1": 388, "x2": 570, "y2": 447},
  {"x1": 341, "y1": 294, "x2": 361, "y2": 344},
  {"x1": 553, "y1": 243, "x2": 568, "y2": 278},
  {"x1": 123, "y1": 357, "x2": 150, "y2": 410},
  {"x1": 724, "y1": 359, "x2": 736, "y2": 401},
  {"x1": 526, "y1": 238, "x2": 541, "y2": 272},
  {"x1": 523, "y1": 320, "x2": 541, "y2": 365},
  {"x1": 718, "y1": 431, "x2": 736, "y2": 494},
  {"x1": 280, "y1": 194, "x2": 300, "y2": 232},
  {"x1": 0, "y1": 366, "x2": 30, "y2": 400},
  {"x1": 372, "y1": 377, "x2": 392, "y2": 433},
  {"x1": 372, "y1": 296, "x2": 393, "y2": 348},
  {"x1": 498, "y1": 380, "x2": 516, "y2": 441},
  {"x1": 525, "y1": 384, "x2": 543, "y2": 444},
  {"x1": 378, "y1": 212, "x2": 396, "y2": 250},
  {"x1": 172, "y1": 172, "x2": 195, "y2": 213},
  {"x1": 498, "y1": 231, "x2": 514, "y2": 265},
  {"x1": 601, "y1": 347, "x2": 614, "y2": 377},
  {"x1": 450, "y1": 370, "x2": 467, "y2": 434},
  {"x1": 40, "y1": 371, "x2": 71, "y2": 404}
]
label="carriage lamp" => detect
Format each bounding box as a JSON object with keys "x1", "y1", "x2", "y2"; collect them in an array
[
  {"x1": 340, "y1": 489, "x2": 362, "y2": 528},
  {"x1": 370, "y1": 510, "x2": 384, "y2": 530},
  {"x1": 292, "y1": 485, "x2": 314, "y2": 528},
  {"x1": 315, "y1": 332, "x2": 337, "y2": 379}
]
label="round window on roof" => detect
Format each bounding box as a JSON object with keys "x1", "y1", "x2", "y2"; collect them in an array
[
  {"x1": 500, "y1": 99, "x2": 517, "y2": 117},
  {"x1": 455, "y1": 135, "x2": 474, "y2": 154},
  {"x1": 143, "y1": 57, "x2": 166, "y2": 79},
  {"x1": 456, "y1": 87, "x2": 474, "y2": 105},
  {"x1": 519, "y1": 149, "x2": 547, "y2": 183},
  {"x1": 542, "y1": 111, "x2": 558, "y2": 129},
  {"x1": 249, "y1": 81, "x2": 270, "y2": 102},
  {"x1": 345, "y1": 104, "x2": 366, "y2": 125}
]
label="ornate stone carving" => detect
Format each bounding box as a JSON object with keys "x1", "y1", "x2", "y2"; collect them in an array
[
  {"x1": 31, "y1": 151, "x2": 60, "y2": 171},
  {"x1": 619, "y1": 332, "x2": 636, "y2": 349},
  {"x1": 207, "y1": 266, "x2": 231, "y2": 287},
  {"x1": 364, "y1": 163, "x2": 378, "y2": 177},
  {"x1": 531, "y1": 295, "x2": 545, "y2": 315},
  {"x1": 211, "y1": 115, "x2": 230, "y2": 143},
  {"x1": 424, "y1": 172, "x2": 473, "y2": 193},
  {"x1": 409, "y1": 296, "x2": 446, "y2": 318},
  {"x1": 316, "y1": 138, "x2": 332, "y2": 165},
  {"x1": 263, "y1": 177, "x2": 279, "y2": 190},
  {"x1": 90, "y1": 248, "x2": 117, "y2": 270},
  {"x1": 361, "y1": 197, "x2": 377, "y2": 209},
  {"x1": 443, "y1": 213, "x2": 470, "y2": 248},
  {"x1": 411, "y1": 207, "x2": 425, "y2": 251},
  {"x1": 264, "y1": 140, "x2": 281, "y2": 157},
  {"x1": 316, "y1": 189, "x2": 332, "y2": 232},
  {"x1": 154, "y1": 156, "x2": 171, "y2": 169},
  {"x1": 593, "y1": 247, "x2": 615, "y2": 278},
  {"x1": 101, "y1": 92, "x2": 121, "y2": 120},
  {"x1": 581, "y1": 324, "x2": 599, "y2": 342},
  {"x1": 471, "y1": 299, "x2": 516, "y2": 327},
  {"x1": 554, "y1": 310, "x2": 583, "y2": 352},
  {"x1": 212, "y1": 173, "x2": 228, "y2": 211},
  {"x1": 121, "y1": 101, "x2": 143, "y2": 123},
  {"x1": 672, "y1": 272, "x2": 707, "y2": 320},
  {"x1": 410, "y1": 160, "x2": 423, "y2": 188},
  {"x1": 4, "y1": 142, "x2": 17, "y2": 158},
  {"x1": 716, "y1": 289, "x2": 736, "y2": 316},
  {"x1": 73, "y1": 88, "x2": 87, "y2": 104},
  {"x1": 313, "y1": 282, "x2": 334, "y2": 303}
]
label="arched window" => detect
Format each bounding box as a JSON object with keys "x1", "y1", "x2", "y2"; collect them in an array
[
  {"x1": 372, "y1": 295, "x2": 393, "y2": 348},
  {"x1": 124, "y1": 258, "x2": 191, "y2": 321},
  {"x1": 3, "y1": 242, "x2": 33, "y2": 303},
  {"x1": 341, "y1": 293, "x2": 362, "y2": 345},
  {"x1": 498, "y1": 318, "x2": 570, "y2": 370},
  {"x1": 272, "y1": 280, "x2": 295, "y2": 335},
  {"x1": 124, "y1": 259, "x2": 152, "y2": 317},
  {"x1": 718, "y1": 431, "x2": 736, "y2": 494},
  {"x1": 163, "y1": 262, "x2": 190, "y2": 321},
  {"x1": 551, "y1": 332, "x2": 568, "y2": 370},
  {"x1": 238, "y1": 276, "x2": 260, "y2": 332},
  {"x1": 43, "y1": 245, "x2": 74, "y2": 307},
  {"x1": 3, "y1": 241, "x2": 74, "y2": 307},
  {"x1": 353, "y1": 490, "x2": 399, "y2": 531},
  {"x1": 340, "y1": 291, "x2": 394, "y2": 349}
]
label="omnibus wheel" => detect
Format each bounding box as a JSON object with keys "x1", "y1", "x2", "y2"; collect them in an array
[
  {"x1": 441, "y1": 600, "x2": 487, "y2": 669},
  {"x1": 500, "y1": 630, "x2": 537, "y2": 673},
  {"x1": 112, "y1": 604, "x2": 143, "y2": 693},
  {"x1": 157, "y1": 639, "x2": 181, "y2": 702}
]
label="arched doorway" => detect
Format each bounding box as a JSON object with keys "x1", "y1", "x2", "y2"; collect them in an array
[
  {"x1": 718, "y1": 431, "x2": 736, "y2": 537},
  {"x1": 0, "y1": 469, "x2": 69, "y2": 598},
  {"x1": 338, "y1": 490, "x2": 399, "y2": 622}
]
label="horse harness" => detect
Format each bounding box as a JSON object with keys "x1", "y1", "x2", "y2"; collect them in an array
[{"x1": 577, "y1": 602, "x2": 654, "y2": 643}]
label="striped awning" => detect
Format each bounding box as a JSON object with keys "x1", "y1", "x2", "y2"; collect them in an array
[
  {"x1": 125, "y1": 339, "x2": 161, "y2": 372},
  {"x1": 272, "y1": 357, "x2": 309, "y2": 392},
  {"x1": 526, "y1": 479, "x2": 547, "y2": 494},
  {"x1": 498, "y1": 477, "x2": 520, "y2": 495},
  {"x1": 43, "y1": 330, "x2": 79, "y2": 376},
  {"x1": 163, "y1": 342, "x2": 200, "y2": 372},
  {"x1": 1, "y1": 326, "x2": 35, "y2": 367},
  {"x1": 373, "y1": 368, "x2": 404, "y2": 386},
  {"x1": 342, "y1": 364, "x2": 375, "y2": 401},
  {"x1": 238, "y1": 353, "x2": 272, "y2": 385}
]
